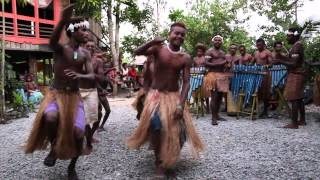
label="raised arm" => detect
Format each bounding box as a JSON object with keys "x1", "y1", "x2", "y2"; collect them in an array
[
  {"x1": 133, "y1": 37, "x2": 164, "y2": 56},
  {"x1": 49, "y1": 4, "x2": 74, "y2": 53},
  {"x1": 278, "y1": 43, "x2": 303, "y2": 68}
]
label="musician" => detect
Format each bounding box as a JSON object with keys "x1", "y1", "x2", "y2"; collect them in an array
[
  {"x1": 239, "y1": 45, "x2": 253, "y2": 65},
  {"x1": 274, "y1": 27, "x2": 306, "y2": 128},
  {"x1": 203, "y1": 35, "x2": 227, "y2": 125},
  {"x1": 193, "y1": 43, "x2": 206, "y2": 67},
  {"x1": 192, "y1": 43, "x2": 210, "y2": 113},
  {"x1": 253, "y1": 38, "x2": 273, "y2": 118},
  {"x1": 225, "y1": 44, "x2": 240, "y2": 114},
  {"x1": 271, "y1": 41, "x2": 286, "y2": 65},
  {"x1": 225, "y1": 44, "x2": 240, "y2": 71}
]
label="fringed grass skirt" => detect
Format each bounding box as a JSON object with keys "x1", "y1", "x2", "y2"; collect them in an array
[{"x1": 127, "y1": 89, "x2": 204, "y2": 168}]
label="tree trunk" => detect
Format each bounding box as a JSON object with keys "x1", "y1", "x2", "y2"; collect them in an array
[
  {"x1": 155, "y1": 0, "x2": 160, "y2": 34},
  {"x1": 115, "y1": 2, "x2": 120, "y2": 67},
  {"x1": 1, "y1": 1, "x2": 6, "y2": 122},
  {"x1": 107, "y1": 0, "x2": 118, "y2": 95}
]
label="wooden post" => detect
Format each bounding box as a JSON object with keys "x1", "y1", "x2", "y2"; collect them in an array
[
  {"x1": 28, "y1": 54, "x2": 37, "y2": 81},
  {"x1": 1, "y1": 0, "x2": 6, "y2": 122},
  {"x1": 43, "y1": 59, "x2": 46, "y2": 85}
]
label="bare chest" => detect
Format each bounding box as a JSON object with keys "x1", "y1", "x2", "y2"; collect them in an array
[
  {"x1": 255, "y1": 52, "x2": 269, "y2": 64},
  {"x1": 157, "y1": 50, "x2": 185, "y2": 70}
]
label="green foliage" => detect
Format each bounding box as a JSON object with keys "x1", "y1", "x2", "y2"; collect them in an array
[
  {"x1": 75, "y1": 0, "x2": 102, "y2": 20},
  {"x1": 120, "y1": 3, "x2": 153, "y2": 31},
  {"x1": 12, "y1": 91, "x2": 24, "y2": 106},
  {"x1": 305, "y1": 37, "x2": 320, "y2": 63},
  {"x1": 121, "y1": 34, "x2": 147, "y2": 56},
  {"x1": 166, "y1": 0, "x2": 253, "y2": 56}
]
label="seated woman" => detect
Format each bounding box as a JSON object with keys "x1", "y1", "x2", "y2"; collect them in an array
[{"x1": 24, "y1": 74, "x2": 43, "y2": 105}]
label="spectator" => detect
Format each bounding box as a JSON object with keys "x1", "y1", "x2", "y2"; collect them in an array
[{"x1": 24, "y1": 74, "x2": 43, "y2": 105}]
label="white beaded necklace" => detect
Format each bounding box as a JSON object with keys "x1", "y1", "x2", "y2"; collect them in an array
[{"x1": 167, "y1": 44, "x2": 182, "y2": 54}]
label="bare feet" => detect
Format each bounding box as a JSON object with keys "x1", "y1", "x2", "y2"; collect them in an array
[
  {"x1": 218, "y1": 116, "x2": 227, "y2": 121},
  {"x1": 97, "y1": 127, "x2": 106, "y2": 132},
  {"x1": 259, "y1": 112, "x2": 269, "y2": 119},
  {"x1": 297, "y1": 120, "x2": 306, "y2": 126},
  {"x1": 153, "y1": 166, "x2": 166, "y2": 180},
  {"x1": 282, "y1": 123, "x2": 299, "y2": 129},
  {"x1": 43, "y1": 151, "x2": 56, "y2": 167},
  {"x1": 166, "y1": 169, "x2": 177, "y2": 179},
  {"x1": 81, "y1": 146, "x2": 93, "y2": 155},
  {"x1": 92, "y1": 137, "x2": 100, "y2": 143},
  {"x1": 67, "y1": 167, "x2": 78, "y2": 180},
  {"x1": 211, "y1": 119, "x2": 218, "y2": 126}
]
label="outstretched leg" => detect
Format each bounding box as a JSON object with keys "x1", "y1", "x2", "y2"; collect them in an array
[
  {"x1": 68, "y1": 127, "x2": 84, "y2": 180},
  {"x1": 97, "y1": 96, "x2": 111, "y2": 132},
  {"x1": 43, "y1": 111, "x2": 58, "y2": 167},
  {"x1": 283, "y1": 100, "x2": 299, "y2": 129},
  {"x1": 136, "y1": 95, "x2": 145, "y2": 120},
  {"x1": 297, "y1": 99, "x2": 306, "y2": 125},
  {"x1": 150, "y1": 131, "x2": 166, "y2": 178},
  {"x1": 211, "y1": 91, "x2": 219, "y2": 125}
]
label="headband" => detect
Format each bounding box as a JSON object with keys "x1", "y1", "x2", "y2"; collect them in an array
[
  {"x1": 286, "y1": 30, "x2": 299, "y2": 36},
  {"x1": 67, "y1": 20, "x2": 90, "y2": 33},
  {"x1": 229, "y1": 44, "x2": 237, "y2": 48},
  {"x1": 212, "y1": 35, "x2": 223, "y2": 42}
]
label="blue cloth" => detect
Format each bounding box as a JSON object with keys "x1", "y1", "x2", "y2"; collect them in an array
[
  {"x1": 29, "y1": 91, "x2": 43, "y2": 104},
  {"x1": 151, "y1": 110, "x2": 162, "y2": 132}
]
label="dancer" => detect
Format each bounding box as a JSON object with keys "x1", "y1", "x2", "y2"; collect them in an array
[
  {"x1": 24, "y1": 4, "x2": 94, "y2": 180},
  {"x1": 81, "y1": 37, "x2": 109, "y2": 150},
  {"x1": 203, "y1": 35, "x2": 228, "y2": 125},
  {"x1": 274, "y1": 28, "x2": 306, "y2": 128},
  {"x1": 127, "y1": 22, "x2": 204, "y2": 178}
]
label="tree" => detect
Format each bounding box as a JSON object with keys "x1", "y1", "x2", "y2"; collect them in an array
[
  {"x1": 75, "y1": 0, "x2": 152, "y2": 94},
  {"x1": 167, "y1": 0, "x2": 253, "y2": 56}
]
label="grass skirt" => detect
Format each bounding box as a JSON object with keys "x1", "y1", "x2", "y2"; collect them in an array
[
  {"x1": 24, "y1": 89, "x2": 81, "y2": 159},
  {"x1": 127, "y1": 89, "x2": 204, "y2": 168},
  {"x1": 285, "y1": 73, "x2": 305, "y2": 101},
  {"x1": 202, "y1": 72, "x2": 229, "y2": 98}
]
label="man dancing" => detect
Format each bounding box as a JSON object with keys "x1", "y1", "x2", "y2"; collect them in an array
[
  {"x1": 24, "y1": 4, "x2": 94, "y2": 180},
  {"x1": 81, "y1": 37, "x2": 109, "y2": 150},
  {"x1": 274, "y1": 28, "x2": 306, "y2": 128},
  {"x1": 127, "y1": 22, "x2": 204, "y2": 177},
  {"x1": 203, "y1": 35, "x2": 228, "y2": 125},
  {"x1": 252, "y1": 38, "x2": 273, "y2": 118}
]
